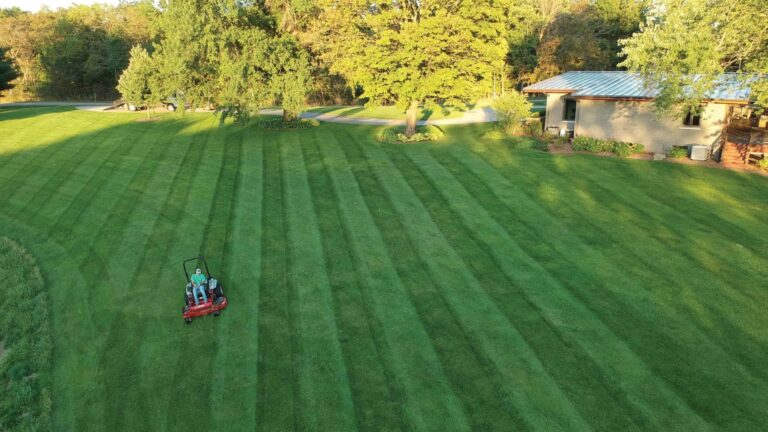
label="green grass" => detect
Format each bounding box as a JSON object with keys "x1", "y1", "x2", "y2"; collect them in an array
[
  {"x1": 1, "y1": 106, "x2": 768, "y2": 431},
  {"x1": 0, "y1": 237, "x2": 52, "y2": 431}
]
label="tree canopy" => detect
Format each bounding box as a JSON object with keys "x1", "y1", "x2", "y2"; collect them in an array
[
  {"x1": 620, "y1": 0, "x2": 768, "y2": 115},
  {"x1": 311, "y1": 0, "x2": 510, "y2": 136},
  {"x1": 121, "y1": 0, "x2": 312, "y2": 123}
]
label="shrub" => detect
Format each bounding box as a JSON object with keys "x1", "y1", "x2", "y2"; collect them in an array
[
  {"x1": 259, "y1": 118, "x2": 319, "y2": 130},
  {"x1": 523, "y1": 118, "x2": 544, "y2": 137},
  {"x1": 757, "y1": 157, "x2": 768, "y2": 170},
  {"x1": 376, "y1": 125, "x2": 444, "y2": 143},
  {"x1": 611, "y1": 141, "x2": 644, "y2": 157},
  {"x1": 667, "y1": 146, "x2": 688, "y2": 159},
  {"x1": 482, "y1": 129, "x2": 508, "y2": 140},
  {"x1": 532, "y1": 139, "x2": 550, "y2": 152},
  {"x1": 493, "y1": 91, "x2": 533, "y2": 135},
  {"x1": 572, "y1": 136, "x2": 644, "y2": 157},
  {"x1": 572, "y1": 136, "x2": 610, "y2": 153}
]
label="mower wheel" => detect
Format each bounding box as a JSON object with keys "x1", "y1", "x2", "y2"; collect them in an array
[
  {"x1": 213, "y1": 310, "x2": 220, "y2": 317},
  {"x1": 184, "y1": 317, "x2": 193, "y2": 324}
]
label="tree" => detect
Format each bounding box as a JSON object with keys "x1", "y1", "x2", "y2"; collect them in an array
[
  {"x1": 311, "y1": 0, "x2": 509, "y2": 137},
  {"x1": 620, "y1": 0, "x2": 768, "y2": 116},
  {"x1": 528, "y1": 0, "x2": 647, "y2": 83},
  {"x1": 493, "y1": 90, "x2": 533, "y2": 135},
  {"x1": 147, "y1": 0, "x2": 311, "y2": 124},
  {"x1": 117, "y1": 45, "x2": 157, "y2": 117},
  {"x1": 0, "y1": 48, "x2": 19, "y2": 96},
  {"x1": 268, "y1": 35, "x2": 311, "y2": 121}
]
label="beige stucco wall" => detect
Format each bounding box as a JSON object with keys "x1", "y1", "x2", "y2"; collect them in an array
[
  {"x1": 574, "y1": 99, "x2": 728, "y2": 154},
  {"x1": 544, "y1": 93, "x2": 572, "y2": 133}
]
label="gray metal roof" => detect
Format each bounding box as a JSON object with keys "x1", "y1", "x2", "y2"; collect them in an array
[{"x1": 523, "y1": 71, "x2": 752, "y2": 101}]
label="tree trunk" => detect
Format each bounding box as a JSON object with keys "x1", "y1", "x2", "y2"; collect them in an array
[
  {"x1": 404, "y1": 100, "x2": 419, "y2": 138},
  {"x1": 283, "y1": 108, "x2": 297, "y2": 122}
]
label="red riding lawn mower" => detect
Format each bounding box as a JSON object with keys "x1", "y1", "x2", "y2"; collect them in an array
[{"x1": 182, "y1": 256, "x2": 228, "y2": 324}]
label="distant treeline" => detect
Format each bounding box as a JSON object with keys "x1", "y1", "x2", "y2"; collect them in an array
[
  {"x1": 0, "y1": 3, "x2": 153, "y2": 101},
  {"x1": 0, "y1": 0, "x2": 648, "y2": 103}
]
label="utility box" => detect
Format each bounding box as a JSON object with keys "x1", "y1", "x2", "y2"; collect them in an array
[{"x1": 690, "y1": 145, "x2": 709, "y2": 161}]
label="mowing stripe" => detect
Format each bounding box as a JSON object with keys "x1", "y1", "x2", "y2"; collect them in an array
[
  {"x1": 93, "y1": 116, "x2": 216, "y2": 431},
  {"x1": 44, "y1": 118, "x2": 186, "y2": 431},
  {"x1": 148, "y1": 119, "x2": 226, "y2": 432},
  {"x1": 280, "y1": 132, "x2": 358, "y2": 431},
  {"x1": 320, "y1": 132, "x2": 472, "y2": 432},
  {"x1": 567, "y1": 157, "x2": 768, "y2": 282},
  {"x1": 430, "y1": 148, "x2": 768, "y2": 429},
  {"x1": 10, "y1": 117, "x2": 142, "y2": 220},
  {"x1": 0, "y1": 111, "x2": 108, "y2": 198},
  {"x1": 0, "y1": 108, "x2": 103, "y2": 171},
  {"x1": 469, "y1": 146, "x2": 768, "y2": 345},
  {"x1": 27, "y1": 122, "x2": 151, "y2": 227},
  {"x1": 359, "y1": 141, "x2": 592, "y2": 431},
  {"x1": 388, "y1": 146, "x2": 711, "y2": 430},
  {"x1": 513, "y1": 154, "x2": 768, "y2": 357},
  {"x1": 256, "y1": 136, "x2": 299, "y2": 431},
  {"x1": 392, "y1": 149, "x2": 649, "y2": 430},
  {"x1": 303, "y1": 130, "x2": 406, "y2": 431},
  {"x1": 209, "y1": 127, "x2": 263, "y2": 430}
]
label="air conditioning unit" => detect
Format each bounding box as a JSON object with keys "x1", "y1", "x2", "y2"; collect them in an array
[{"x1": 690, "y1": 145, "x2": 709, "y2": 161}]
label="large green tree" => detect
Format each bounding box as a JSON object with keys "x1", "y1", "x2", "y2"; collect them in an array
[
  {"x1": 143, "y1": 0, "x2": 311, "y2": 123},
  {"x1": 0, "y1": 47, "x2": 19, "y2": 96},
  {"x1": 311, "y1": 0, "x2": 509, "y2": 137},
  {"x1": 620, "y1": 0, "x2": 768, "y2": 116}
]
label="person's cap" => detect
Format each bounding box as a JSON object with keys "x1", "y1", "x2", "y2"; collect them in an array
[{"x1": 195, "y1": 268, "x2": 201, "y2": 274}]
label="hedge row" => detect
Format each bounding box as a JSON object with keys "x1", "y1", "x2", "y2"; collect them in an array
[{"x1": 572, "y1": 135, "x2": 645, "y2": 157}]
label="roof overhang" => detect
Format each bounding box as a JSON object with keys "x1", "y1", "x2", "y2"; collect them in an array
[
  {"x1": 522, "y1": 88, "x2": 575, "y2": 94},
  {"x1": 572, "y1": 96, "x2": 653, "y2": 101}
]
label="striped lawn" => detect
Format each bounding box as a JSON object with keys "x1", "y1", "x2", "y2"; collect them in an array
[{"x1": 1, "y1": 107, "x2": 768, "y2": 431}]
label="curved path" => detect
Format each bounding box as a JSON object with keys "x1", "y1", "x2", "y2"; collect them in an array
[{"x1": 1, "y1": 102, "x2": 498, "y2": 125}]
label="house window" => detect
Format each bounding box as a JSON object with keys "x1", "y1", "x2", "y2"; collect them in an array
[
  {"x1": 563, "y1": 99, "x2": 576, "y2": 121},
  {"x1": 683, "y1": 111, "x2": 701, "y2": 127}
]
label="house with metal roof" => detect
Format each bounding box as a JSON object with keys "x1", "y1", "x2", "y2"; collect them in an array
[{"x1": 522, "y1": 71, "x2": 756, "y2": 156}]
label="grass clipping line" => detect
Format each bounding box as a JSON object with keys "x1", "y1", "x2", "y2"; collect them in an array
[{"x1": 0, "y1": 237, "x2": 52, "y2": 431}]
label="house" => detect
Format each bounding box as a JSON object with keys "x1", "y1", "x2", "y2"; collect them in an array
[{"x1": 523, "y1": 71, "x2": 765, "y2": 160}]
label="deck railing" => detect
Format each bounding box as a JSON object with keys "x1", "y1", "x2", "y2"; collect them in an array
[{"x1": 725, "y1": 126, "x2": 768, "y2": 146}]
